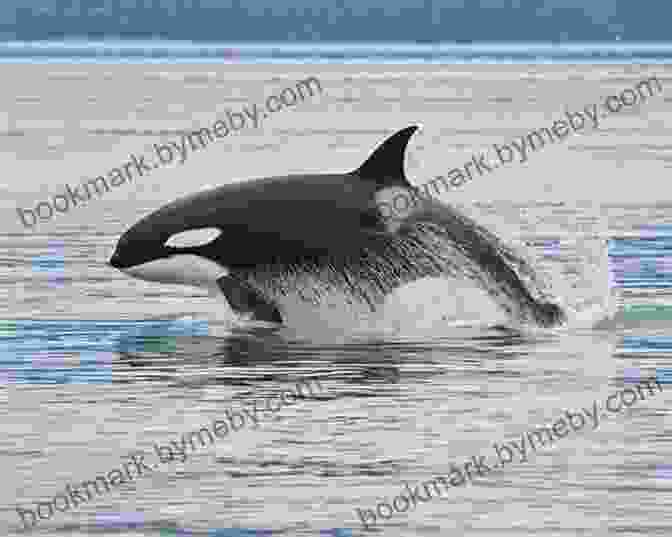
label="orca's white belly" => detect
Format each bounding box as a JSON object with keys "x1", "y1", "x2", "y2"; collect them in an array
[{"x1": 250, "y1": 275, "x2": 510, "y2": 340}]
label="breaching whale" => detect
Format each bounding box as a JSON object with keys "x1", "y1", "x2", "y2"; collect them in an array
[{"x1": 109, "y1": 126, "x2": 566, "y2": 328}]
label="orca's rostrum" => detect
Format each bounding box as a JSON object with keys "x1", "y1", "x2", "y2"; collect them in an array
[{"x1": 109, "y1": 126, "x2": 566, "y2": 328}]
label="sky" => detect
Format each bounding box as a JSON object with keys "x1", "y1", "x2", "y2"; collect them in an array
[{"x1": 0, "y1": 0, "x2": 666, "y2": 43}]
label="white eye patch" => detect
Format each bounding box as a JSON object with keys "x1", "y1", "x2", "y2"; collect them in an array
[{"x1": 165, "y1": 227, "x2": 222, "y2": 248}]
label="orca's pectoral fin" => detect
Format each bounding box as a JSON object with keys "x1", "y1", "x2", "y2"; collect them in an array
[{"x1": 216, "y1": 275, "x2": 283, "y2": 324}]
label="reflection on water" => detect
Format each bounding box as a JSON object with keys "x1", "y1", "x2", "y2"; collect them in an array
[
  {"x1": 0, "y1": 319, "x2": 208, "y2": 384},
  {"x1": 93, "y1": 509, "x2": 352, "y2": 535}
]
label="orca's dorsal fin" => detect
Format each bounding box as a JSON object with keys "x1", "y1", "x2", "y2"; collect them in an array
[{"x1": 352, "y1": 125, "x2": 419, "y2": 188}]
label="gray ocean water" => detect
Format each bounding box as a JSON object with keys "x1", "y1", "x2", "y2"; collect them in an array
[{"x1": 1, "y1": 64, "x2": 672, "y2": 536}]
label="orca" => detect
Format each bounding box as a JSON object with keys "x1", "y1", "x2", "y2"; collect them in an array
[{"x1": 109, "y1": 126, "x2": 566, "y2": 328}]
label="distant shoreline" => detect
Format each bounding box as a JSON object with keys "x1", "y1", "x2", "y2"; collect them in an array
[{"x1": 2, "y1": 41, "x2": 672, "y2": 63}]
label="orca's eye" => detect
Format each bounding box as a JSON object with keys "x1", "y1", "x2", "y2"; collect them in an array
[{"x1": 164, "y1": 228, "x2": 222, "y2": 249}]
